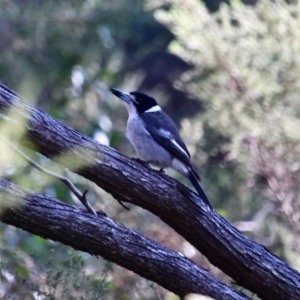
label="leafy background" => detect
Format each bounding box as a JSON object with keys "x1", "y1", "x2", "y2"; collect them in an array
[{"x1": 0, "y1": 0, "x2": 300, "y2": 299}]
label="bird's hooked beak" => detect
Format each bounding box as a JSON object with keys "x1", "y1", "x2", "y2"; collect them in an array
[{"x1": 110, "y1": 88, "x2": 132, "y2": 104}]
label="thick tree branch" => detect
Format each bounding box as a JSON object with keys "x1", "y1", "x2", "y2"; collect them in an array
[
  {"x1": 1, "y1": 83, "x2": 300, "y2": 299},
  {"x1": 0, "y1": 178, "x2": 248, "y2": 300}
]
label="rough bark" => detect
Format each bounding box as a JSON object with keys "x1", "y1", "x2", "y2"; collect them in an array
[
  {"x1": 0, "y1": 178, "x2": 248, "y2": 300},
  {"x1": 0, "y1": 82, "x2": 300, "y2": 300}
]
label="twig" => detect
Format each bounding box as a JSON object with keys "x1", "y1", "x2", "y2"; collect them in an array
[{"x1": 0, "y1": 134, "x2": 97, "y2": 216}]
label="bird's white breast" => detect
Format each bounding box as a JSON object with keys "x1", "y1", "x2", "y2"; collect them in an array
[{"x1": 126, "y1": 114, "x2": 172, "y2": 168}]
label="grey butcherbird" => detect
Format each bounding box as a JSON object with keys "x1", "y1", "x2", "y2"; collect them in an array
[{"x1": 110, "y1": 88, "x2": 213, "y2": 211}]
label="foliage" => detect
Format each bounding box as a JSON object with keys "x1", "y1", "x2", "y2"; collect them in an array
[
  {"x1": 0, "y1": 249, "x2": 112, "y2": 299},
  {"x1": 1, "y1": 0, "x2": 300, "y2": 298},
  {"x1": 152, "y1": 0, "x2": 300, "y2": 265}
]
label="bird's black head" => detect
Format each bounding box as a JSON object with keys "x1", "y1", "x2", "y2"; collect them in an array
[
  {"x1": 129, "y1": 92, "x2": 158, "y2": 114},
  {"x1": 110, "y1": 88, "x2": 159, "y2": 115}
]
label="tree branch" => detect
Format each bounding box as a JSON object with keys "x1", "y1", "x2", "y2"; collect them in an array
[
  {"x1": 0, "y1": 178, "x2": 248, "y2": 300},
  {"x1": 0, "y1": 82, "x2": 300, "y2": 299}
]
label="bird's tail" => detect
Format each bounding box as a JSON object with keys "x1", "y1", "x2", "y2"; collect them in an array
[{"x1": 187, "y1": 167, "x2": 213, "y2": 211}]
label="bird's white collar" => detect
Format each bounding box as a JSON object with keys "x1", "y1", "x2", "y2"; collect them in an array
[{"x1": 144, "y1": 105, "x2": 161, "y2": 113}]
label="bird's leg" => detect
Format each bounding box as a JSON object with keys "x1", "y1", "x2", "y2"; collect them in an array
[
  {"x1": 132, "y1": 158, "x2": 165, "y2": 174},
  {"x1": 159, "y1": 168, "x2": 165, "y2": 174}
]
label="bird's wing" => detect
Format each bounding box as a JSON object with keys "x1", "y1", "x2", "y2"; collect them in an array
[{"x1": 140, "y1": 111, "x2": 192, "y2": 166}]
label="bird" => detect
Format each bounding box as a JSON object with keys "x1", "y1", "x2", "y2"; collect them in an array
[{"x1": 110, "y1": 88, "x2": 213, "y2": 211}]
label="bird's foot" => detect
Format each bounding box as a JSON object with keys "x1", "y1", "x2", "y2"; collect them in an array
[
  {"x1": 158, "y1": 168, "x2": 165, "y2": 174},
  {"x1": 96, "y1": 210, "x2": 108, "y2": 217}
]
